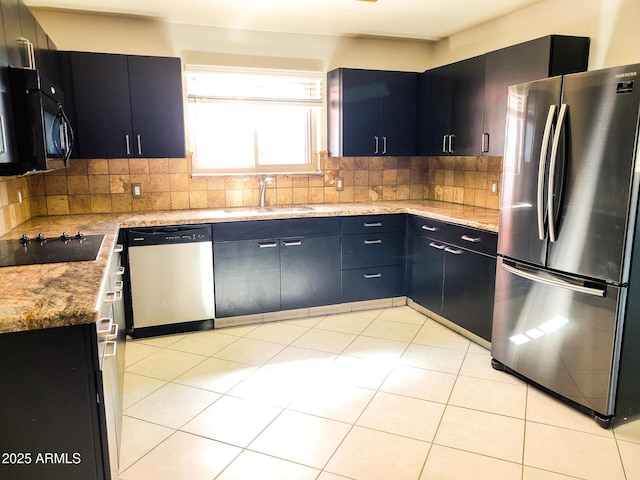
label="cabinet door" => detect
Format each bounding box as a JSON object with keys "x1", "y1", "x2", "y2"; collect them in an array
[
  {"x1": 379, "y1": 70, "x2": 416, "y2": 156},
  {"x1": 0, "y1": 4, "x2": 18, "y2": 169},
  {"x1": 342, "y1": 265, "x2": 405, "y2": 302},
  {"x1": 213, "y1": 240, "x2": 281, "y2": 317},
  {"x1": 407, "y1": 233, "x2": 444, "y2": 315},
  {"x1": 70, "y1": 52, "x2": 132, "y2": 158},
  {"x1": 442, "y1": 247, "x2": 496, "y2": 342},
  {"x1": 339, "y1": 68, "x2": 381, "y2": 156},
  {"x1": 128, "y1": 55, "x2": 185, "y2": 158},
  {"x1": 417, "y1": 65, "x2": 452, "y2": 156},
  {"x1": 449, "y1": 56, "x2": 485, "y2": 155},
  {"x1": 281, "y1": 236, "x2": 341, "y2": 310},
  {"x1": 1, "y1": 0, "x2": 22, "y2": 67}
]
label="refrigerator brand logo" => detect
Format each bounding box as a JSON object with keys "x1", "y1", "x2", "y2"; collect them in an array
[
  {"x1": 614, "y1": 72, "x2": 637, "y2": 78},
  {"x1": 617, "y1": 81, "x2": 634, "y2": 95}
]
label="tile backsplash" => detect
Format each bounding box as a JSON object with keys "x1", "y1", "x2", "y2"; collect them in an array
[{"x1": 0, "y1": 153, "x2": 502, "y2": 231}]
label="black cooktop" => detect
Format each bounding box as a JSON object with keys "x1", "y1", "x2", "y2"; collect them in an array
[{"x1": 0, "y1": 232, "x2": 105, "y2": 267}]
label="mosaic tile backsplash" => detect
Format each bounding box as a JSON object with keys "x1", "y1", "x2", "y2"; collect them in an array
[{"x1": 0, "y1": 153, "x2": 502, "y2": 231}]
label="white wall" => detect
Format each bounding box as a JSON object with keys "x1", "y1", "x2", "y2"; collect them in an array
[{"x1": 429, "y1": 0, "x2": 640, "y2": 69}]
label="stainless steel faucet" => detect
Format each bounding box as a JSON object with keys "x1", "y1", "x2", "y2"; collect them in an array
[{"x1": 259, "y1": 176, "x2": 273, "y2": 208}]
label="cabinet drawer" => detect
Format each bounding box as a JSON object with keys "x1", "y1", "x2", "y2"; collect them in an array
[
  {"x1": 213, "y1": 217, "x2": 340, "y2": 242},
  {"x1": 408, "y1": 215, "x2": 448, "y2": 241},
  {"x1": 446, "y1": 224, "x2": 497, "y2": 256},
  {"x1": 341, "y1": 265, "x2": 405, "y2": 302},
  {"x1": 341, "y1": 214, "x2": 404, "y2": 234},
  {"x1": 342, "y1": 231, "x2": 404, "y2": 269}
]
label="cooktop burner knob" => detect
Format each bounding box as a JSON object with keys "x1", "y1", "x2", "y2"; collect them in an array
[
  {"x1": 19, "y1": 234, "x2": 30, "y2": 245},
  {"x1": 36, "y1": 233, "x2": 47, "y2": 243},
  {"x1": 75, "y1": 231, "x2": 85, "y2": 239},
  {"x1": 61, "y1": 232, "x2": 71, "y2": 242}
]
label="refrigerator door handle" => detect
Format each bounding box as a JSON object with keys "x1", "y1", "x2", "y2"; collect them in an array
[
  {"x1": 537, "y1": 105, "x2": 557, "y2": 240},
  {"x1": 547, "y1": 103, "x2": 568, "y2": 242},
  {"x1": 501, "y1": 262, "x2": 606, "y2": 297}
]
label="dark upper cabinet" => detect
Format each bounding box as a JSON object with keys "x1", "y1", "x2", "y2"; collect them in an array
[
  {"x1": 69, "y1": 52, "x2": 186, "y2": 159},
  {"x1": 418, "y1": 55, "x2": 485, "y2": 156},
  {"x1": 482, "y1": 35, "x2": 590, "y2": 156},
  {"x1": 328, "y1": 68, "x2": 417, "y2": 157},
  {"x1": 418, "y1": 35, "x2": 589, "y2": 157}
]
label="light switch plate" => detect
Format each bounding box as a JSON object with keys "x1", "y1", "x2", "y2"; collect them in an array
[
  {"x1": 336, "y1": 177, "x2": 344, "y2": 191},
  {"x1": 132, "y1": 183, "x2": 143, "y2": 198}
]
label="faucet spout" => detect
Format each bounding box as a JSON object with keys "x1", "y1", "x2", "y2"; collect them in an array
[{"x1": 259, "y1": 176, "x2": 273, "y2": 208}]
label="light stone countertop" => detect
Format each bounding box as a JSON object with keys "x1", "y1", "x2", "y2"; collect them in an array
[{"x1": 0, "y1": 201, "x2": 499, "y2": 334}]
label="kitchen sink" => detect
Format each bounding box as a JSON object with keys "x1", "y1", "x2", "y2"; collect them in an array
[{"x1": 222, "y1": 206, "x2": 316, "y2": 214}]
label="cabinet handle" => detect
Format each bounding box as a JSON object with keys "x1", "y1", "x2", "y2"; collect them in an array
[
  {"x1": 429, "y1": 242, "x2": 445, "y2": 250},
  {"x1": 103, "y1": 340, "x2": 117, "y2": 359},
  {"x1": 125, "y1": 134, "x2": 131, "y2": 155},
  {"x1": 364, "y1": 239, "x2": 382, "y2": 245},
  {"x1": 482, "y1": 133, "x2": 490, "y2": 153},
  {"x1": 96, "y1": 317, "x2": 114, "y2": 337},
  {"x1": 114, "y1": 244, "x2": 124, "y2": 253},
  {"x1": 18, "y1": 37, "x2": 35, "y2": 69},
  {"x1": 382, "y1": 136, "x2": 387, "y2": 154},
  {"x1": 0, "y1": 115, "x2": 6, "y2": 154},
  {"x1": 115, "y1": 266, "x2": 125, "y2": 276},
  {"x1": 364, "y1": 222, "x2": 382, "y2": 228},
  {"x1": 364, "y1": 273, "x2": 382, "y2": 279},
  {"x1": 283, "y1": 240, "x2": 302, "y2": 247},
  {"x1": 448, "y1": 134, "x2": 455, "y2": 153},
  {"x1": 422, "y1": 225, "x2": 437, "y2": 232},
  {"x1": 104, "y1": 290, "x2": 123, "y2": 303},
  {"x1": 444, "y1": 247, "x2": 463, "y2": 255},
  {"x1": 258, "y1": 242, "x2": 278, "y2": 248},
  {"x1": 374, "y1": 136, "x2": 379, "y2": 154},
  {"x1": 137, "y1": 134, "x2": 142, "y2": 155},
  {"x1": 114, "y1": 280, "x2": 124, "y2": 292},
  {"x1": 461, "y1": 235, "x2": 481, "y2": 243}
]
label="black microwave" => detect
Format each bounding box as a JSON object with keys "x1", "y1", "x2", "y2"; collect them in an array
[{"x1": 5, "y1": 67, "x2": 74, "y2": 175}]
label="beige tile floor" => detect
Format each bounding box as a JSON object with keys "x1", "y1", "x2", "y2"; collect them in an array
[{"x1": 118, "y1": 306, "x2": 640, "y2": 480}]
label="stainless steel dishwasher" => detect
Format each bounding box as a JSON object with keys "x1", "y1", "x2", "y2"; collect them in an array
[{"x1": 127, "y1": 225, "x2": 215, "y2": 336}]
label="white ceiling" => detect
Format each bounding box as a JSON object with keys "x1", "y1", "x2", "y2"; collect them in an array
[{"x1": 25, "y1": 0, "x2": 545, "y2": 41}]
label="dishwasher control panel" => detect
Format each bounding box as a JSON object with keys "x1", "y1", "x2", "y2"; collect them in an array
[{"x1": 127, "y1": 225, "x2": 212, "y2": 246}]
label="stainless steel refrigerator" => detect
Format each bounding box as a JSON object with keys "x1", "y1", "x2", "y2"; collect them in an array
[{"x1": 491, "y1": 64, "x2": 640, "y2": 428}]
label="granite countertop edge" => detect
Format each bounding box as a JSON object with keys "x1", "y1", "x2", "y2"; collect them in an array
[{"x1": 0, "y1": 201, "x2": 499, "y2": 334}]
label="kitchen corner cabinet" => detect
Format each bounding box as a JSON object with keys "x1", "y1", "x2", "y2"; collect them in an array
[
  {"x1": 407, "y1": 216, "x2": 497, "y2": 342},
  {"x1": 417, "y1": 34, "x2": 589, "y2": 157},
  {"x1": 341, "y1": 214, "x2": 406, "y2": 302},
  {"x1": 0, "y1": 325, "x2": 107, "y2": 480},
  {"x1": 69, "y1": 52, "x2": 185, "y2": 159},
  {"x1": 212, "y1": 218, "x2": 341, "y2": 318},
  {"x1": 328, "y1": 68, "x2": 417, "y2": 157}
]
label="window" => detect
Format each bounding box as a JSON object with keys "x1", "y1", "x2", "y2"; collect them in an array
[{"x1": 186, "y1": 66, "x2": 323, "y2": 174}]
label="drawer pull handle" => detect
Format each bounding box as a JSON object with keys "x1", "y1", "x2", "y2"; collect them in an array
[
  {"x1": 259, "y1": 242, "x2": 278, "y2": 248},
  {"x1": 97, "y1": 317, "x2": 113, "y2": 337},
  {"x1": 114, "y1": 244, "x2": 124, "y2": 253},
  {"x1": 364, "y1": 273, "x2": 382, "y2": 279},
  {"x1": 115, "y1": 266, "x2": 125, "y2": 276},
  {"x1": 364, "y1": 222, "x2": 382, "y2": 227},
  {"x1": 103, "y1": 340, "x2": 117, "y2": 359},
  {"x1": 429, "y1": 242, "x2": 445, "y2": 250},
  {"x1": 445, "y1": 247, "x2": 463, "y2": 255},
  {"x1": 364, "y1": 239, "x2": 382, "y2": 245},
  {"x1": 461, "y1": 235, "x2": 481, "y2": 243},
  {"x1": 104, "y1": 290, "x2": 123, "y2": 304},
  {"x1": 422, "y1": 225, "x2": 437, "y2": 232},
  {"x1": 283, "y1": 241, "x2": 302, "y2": 247},
  {"x1": 115, "y1": 280, "x2": 124, "y2": 292}
]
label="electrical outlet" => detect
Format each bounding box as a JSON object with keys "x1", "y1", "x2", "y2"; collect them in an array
[
  {"x1": 336, "y1": 177, "x2": 344, "y2": 191},
  {"x1": 490, "y1": 179, "x2": 498, "y2": 195},
  {"x1": 17, "y1": 189, "x2": 22, "y2": 203},
  {"x1": 131, "y1": 183, "x2": 143, "y2": 198}
]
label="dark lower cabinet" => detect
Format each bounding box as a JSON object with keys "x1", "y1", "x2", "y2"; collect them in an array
[
  {"x1": 0, "y1": 325, "x2": 106, "y2": 480},
  {"x1": 341, "y1": 215, "x2": 406, "y2": 302},
  {"x1": 212, "y1": 218, "x2": 341, "y2": 318},
  {"x1": 407, "y1": 216, "x2": 497, "y2": 342},
  {"x1": 407, "y1": 233, "x2": 444, "y2": 313},
  {"x1": 213, "y1": 239, "x2": 281, "y2": 317},
  {"x1": 442, "y1": 246, "x2": 496, "y2": 342},
  {"x1": 281, "y1": 236, "x2": 341, "y2": 311}
]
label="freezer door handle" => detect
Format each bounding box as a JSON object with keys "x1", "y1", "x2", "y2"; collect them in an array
[
  {"x1": 537, "y1": 105, "x2": 557, "y2": 240},
  {"x1": 501, "y1": 262, "x2": 606, "y2": 297},
  {"x1": 548, "y1": 103, "x2": 568, "y2": 242}
]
